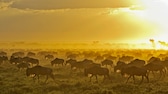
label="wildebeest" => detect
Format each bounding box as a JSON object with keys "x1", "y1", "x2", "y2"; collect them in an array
[
  {"x1": 148, "y1": 57, "x2": 160, "y2": 64},
  {"x1": 10, "y1": 56, "x2": 23, "y2": 64},
  {"x1": 121, "y1": 66, "x2": 149, "y2": 84},
  {"x1": 27, "y1": 52, "x2": 36, "y2": 57},
  {"x1": 144, "y1": 62, "x2": 166, "y2": 79},
  {"x1": 17, "y1": 62, "x2": 30, "y2": 70},
  {"x1": 94, "y1": 55, "x2": 104, "y2": 62},
  {"x1": 114, "y1": 59, "x2": 145, "y2": 72},
  {"x1": 128, "y1": 59, "x2": 145, "y2": 67},
  {"x1": 45, "y1": 54, "x2": 54, "y2": 60},
  {"x1": 26, "y1": 65, "x2": 55, "y2": 83},
  {"x1": 51, "y1": 58, "x2": 64, "y2": 66},
  {"x1": 84, "y1": 66, "x2": 111, "y2": 82},
  {"x1": 114, "y1": 60, "x2": 149, "y2": 84},
  {"x1": 67, "y1": 54, "x2": 78, "y2": 59},
  {"x1": 101, "y1": 59, "x2": 113, "y2": 67},
  {"x1": 114, "y1": 61, "x2": 125, "y2": 72},
  {"x1": 68, "y1": 59, "x2": 94, "y2": 71},
  {"x1": 0, "y1": 56, "x2": 8, "y2": 64},
  {"x1": 65, "y1": 59, "x2": 77, "y2": 67},
  {"x1": 0, "y1": 51, "x2": 7, "y2": 57},
  {"x1": 12, "y1": 51, "x2": 25, "y2": 57},
  {"x1": 23, "y1": 57, "x2": 39, "y2": 66},
  {"x1": 119, "y1": 55, "x2": 134, "y2": 63}
]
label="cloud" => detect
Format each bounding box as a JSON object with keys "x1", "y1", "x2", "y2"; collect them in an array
[
  {"x1": 0, "y1": 8, "x2": 155, "y2": 42},
  {"x1": 10, "y1": 0, "x2": 138, "y2": 10}
]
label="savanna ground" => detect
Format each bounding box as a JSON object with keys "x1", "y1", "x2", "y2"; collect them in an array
[{"x1": 1, "y1": 48, "x2": 168, "y2": 94}]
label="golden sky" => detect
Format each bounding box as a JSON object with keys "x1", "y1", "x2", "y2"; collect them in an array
[{"x1": 0, "y1": 0, "x2": 168, "y2": 43}]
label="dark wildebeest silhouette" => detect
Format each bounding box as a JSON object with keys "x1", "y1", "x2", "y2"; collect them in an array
[
  {"x1": 51, "y1": 58, "x2": 64, "y2": 66},
  {"x1": 114, "y1": 59, "x2": 145, "y2": 72},
  {"x1": 144, "y1": 62, "x2": 166, "y2": 79},
  {"x1": 0, "y1": 56, "x2": 8, "y2": 65},
  {"x1": 45, "y1": 54, "x2": 54, "y2": 60},
  {"x1": 26, "y1": 65, "x2": 55, "y2": 83},
  {"x1": 23, "y1": 57, "x2": 39, "y2": 66},
  {"x1": 12, "y1": 51, "x2": 25, "y2": 57},
  {"x1": 17, "y1": 62, "x2": 30, "y2": 70},
  {"x1": 114, "y1": 61, "x2": 125, "y2": 72},
  {"x1": 27, "y1": 52, "x2": 36, "y2": 57},
  {"x1": 148, "y1": 57, "x2": 160, "y2": 64},
  {"x1": 28, "y1": 58, "x2": 39, "y2": 66},
  {"x1": 94, "y1": 55, "x2": 104, "y2": 62},
  {"x1": 114, "y1": 60, "x2": 148, "y2": 84},
  {"x1": 119, "y1": 56, "x2": 134, "y2": 63},
  {"x1": 127, "y1": 59, "x2": 145, "y2": 68},
  {"x1": 121, "y1": 66, "x2": 149, "y2": 84},
  {"x1": 101, "y1": 59, "x2": 113, "y2": 67},
  {"x1": 67, "y1": 54, "x2": 78, "y2": 59},
  {"x1": 0, "y1": 51, "x2": 7, "y2": 57},
  {"x1": 10, "y1": 56, "x2": 23, "y2": 64},
  {"x1": 84, "y1": 66, "x2": 111, "y2": 82},
  {"x1": 65, "y1": 59, "x2": 77, "y2": 66},
  {"x1": 69, "y1": 59, "x2": 94, "y2": 71}
]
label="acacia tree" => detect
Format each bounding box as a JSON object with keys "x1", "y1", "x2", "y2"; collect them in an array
[{"x1": 149, "y1": 39, "x2": 155, "y2": 49}]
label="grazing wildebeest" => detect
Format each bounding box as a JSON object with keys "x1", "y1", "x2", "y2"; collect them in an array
[
  {"x1": 0, "y1": 56, "x2": 8, "y2": 64},
  {"x1": 45, "y1": 54, "x2": 54, "y2": 60},
  {"x1": 101, "y1": 59, "x2": 113, "y2": 67},
  {"x1": 67, "y1": 54, "x2": 77, "y2": 59},
  {"x1": 114, "y1": 61, "x2": 126, "y2": 72},
  {"x1": 23, "y1": 57, "x2": 39, "y2": 66},
  {"x1": 51, "y1": 58, "x2": 64, "y2": 66},
  {"x1": 27, "y1": 52, "x2": 36, "y2": 57},
  {"x1": 65, "y1": 59, "x2": 77, "y2": 66},
  {"x1": 12, "y1": 51, "x2": 25, "y2": 57},
  {"x1": 26, "y1": 65, "x2": 55, "y2": 83},
  {"x1": 94, "y1": 55, "x2": 104, "y2": 62},
  {"x1": 119, "y1": 56, "x2": 134, "y2": 63},
  {"x1": 121, "y1": 66, "x2": 149, "y2": 84},
  {"x1": 0, "y1": 51, "x2": 7, "y2": 57},
  {"x1": 17, "y1": 62, "x2": 30, "y2": 70},
  {"x1": 69, "y1": 59, "x2": 94, "y2": 71},
  {"x1": 84, "y1": 66, "x2": 111, "y2": 82},
  {"x1": 10, "y1": 56, "x2": 23, "y2": 64}
]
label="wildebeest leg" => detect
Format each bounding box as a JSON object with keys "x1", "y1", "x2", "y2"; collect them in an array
[
  {"x1": 145, "y1": 75, "x2": 149, "y2": 83},
  {"x1": 89, "y1": 75, "x2": 94, "y2": 82},
  {"x1": 126, "y1": 75, "x2": 132, "y2": 83},
  {"x1": 50, "y1": 74, "x2": 55, "y2": 82},
  {"x1": 159, "y1": 70, "x2": 163, "y2": 79},
  {"x1": 106, "y1": 74, "x2": 112, "y2": 82},
  {"x1": 44, "y1": 75, "x2": 49, "y2": 83},
  {"x1": 103, "y1": 75, "x2": 106, "y2": 82},
  {"x1": 139, "y1": 76, "x2": 144, "y2": 84},
  {"x1": 95, "y1": 75, "x2": 98, "y2": 83},
  {"x1": 163, "y1": 68, "x2": 167, "y2": 77},
  {"x1": 132, "y1": 75, "x2": 135, "y2": 84},
  {"x1": 33, "y1": 76, "x2": 36, "y2": 83},
  {"x1": 152, "y1": 71, "x2": 155, "y2": 78},
  {"x1": 37, "y1": 75, "x2": 40, "y2": 83}
]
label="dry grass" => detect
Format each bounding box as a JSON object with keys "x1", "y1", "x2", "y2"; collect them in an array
[{"x1": 1, "y1": 49, "x2": 168, "y2": 94}]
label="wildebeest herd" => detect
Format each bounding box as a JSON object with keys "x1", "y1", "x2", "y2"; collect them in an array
[{"x1": 1, "y1": 49, "x2": 168, "y2": 85}]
